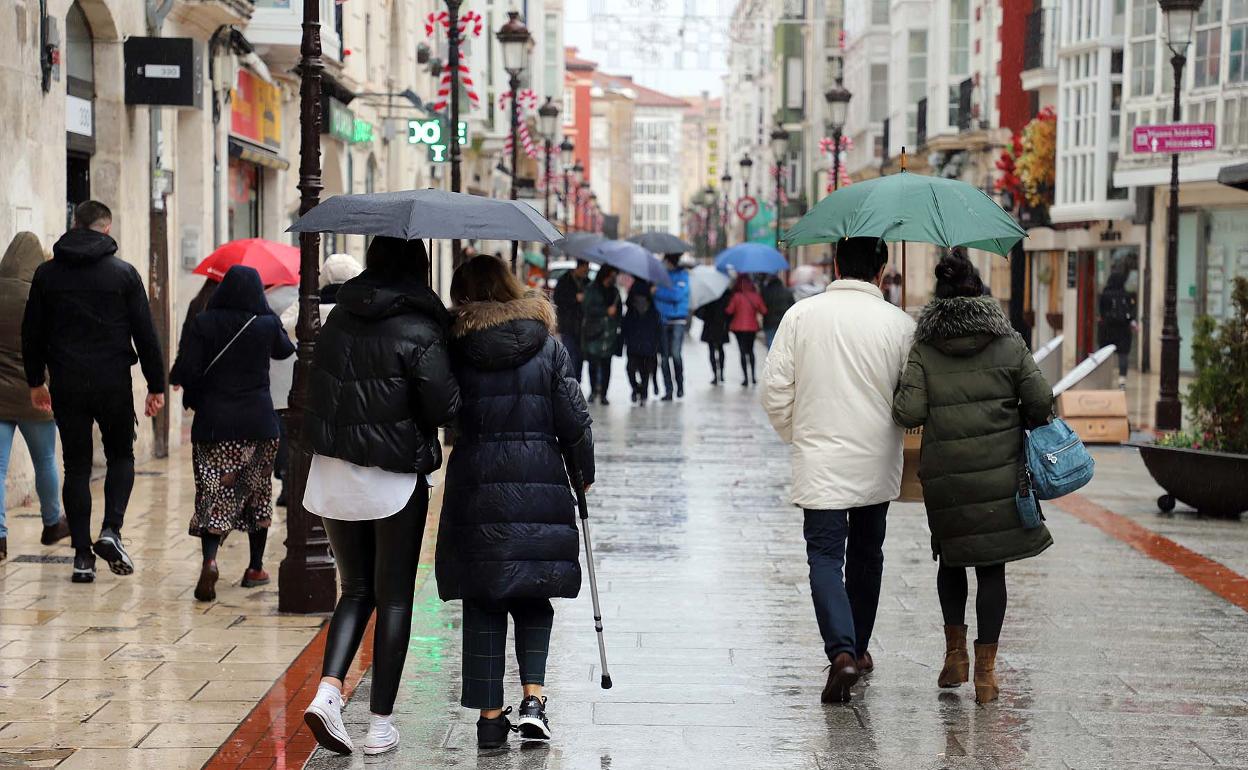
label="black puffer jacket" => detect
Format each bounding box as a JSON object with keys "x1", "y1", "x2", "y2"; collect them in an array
[
  {"x1": 305, "y1": 271, "x2": 460, "y2": 474},
  {"x1": 436, "y1": 294, "x2": 594, "y2": 603},
  {"x1": 22, "y1": 228, "x2": 165, "y2": 394}
]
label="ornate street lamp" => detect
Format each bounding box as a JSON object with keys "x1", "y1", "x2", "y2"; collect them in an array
[
  {"x1": 538, "y1": 97, "x2": 560, "y2": 223},
  {"x1": 497, "y1": 10, "x2": 532, "y2": 271},
  {"x1": 770, "y1": 126, "x2": 790, "y2": 250},
  {"x1": 572, "y1": 160, "x2": 585, "y2": 230},
  {"x1": 280, "y1": 0, "x2": 335, "y2": 612},
  {"x1": 1155, "y1": 0, "x2": 1203, "y2": 431},
  {"x1": 560, "y1": 137, "x2": 574, "y2": 232},
  {"x1": 720, "y1": 170, "x2": 733, "y2": 248},
  {"x1": 825, "y1": 79, "x2": 852, "y2": 193},
  {"x1": 445, "y1": 0, "x2": 466, "y2": 266},
  {"x1": 739, "y1": 153, "x2": 754, "y2": 243}
]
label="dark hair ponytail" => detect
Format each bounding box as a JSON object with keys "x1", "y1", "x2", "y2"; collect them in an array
[{"x1": 934, "y1": 250, "x2": 984, "y2": 299}]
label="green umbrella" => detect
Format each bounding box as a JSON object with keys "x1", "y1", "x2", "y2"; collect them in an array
[
  {"x1": 524, "y1": 251, "x2": 546, "y2": 269},
  {"x1": 783, "y1": 172, "x2": 1025, "y2": 257}
]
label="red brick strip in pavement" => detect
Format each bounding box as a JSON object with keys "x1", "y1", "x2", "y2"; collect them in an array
[
  {"x1": 205, "y1": 497, "x2": 442, "y2": 770},
  {"x1": 1055, "y1": 493, "x2": 1248, "y2": 612}
]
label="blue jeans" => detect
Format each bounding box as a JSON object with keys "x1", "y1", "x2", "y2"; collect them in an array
[
  {"x1": 0, "y1": 420, "x2": 62, "y2": 538},
  {"x1": 803, "y1": 503, "x2": 889, "y2": 662},
  {"x1": 659, "y1": 322, "x2": 686, "y2": 396},
  {"x1": 765, "y1": 327, "x2": 779, "y2": 349}
]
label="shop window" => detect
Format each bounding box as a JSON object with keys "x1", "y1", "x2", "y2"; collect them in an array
[{"x1": 228, "y1": 158, "x2": 262, "y2": 241}]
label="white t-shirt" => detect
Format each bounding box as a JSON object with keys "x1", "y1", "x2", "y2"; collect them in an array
[{"x1": 303, "y1": 454, "x2": 422, "y2": 521}]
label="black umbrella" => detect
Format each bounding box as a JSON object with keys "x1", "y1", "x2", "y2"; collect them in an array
[
  {"x1": 288, "y1": 189, "x2": 563, "y2": 244},
  {"x1": 628, "y1": 231, "x2": 694, "y2": 255},
  {"x1": 548, "y1": 232, "x2": 607, "y2": 260}
]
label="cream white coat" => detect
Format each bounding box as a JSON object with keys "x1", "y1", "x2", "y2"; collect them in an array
[{"x1": 762, "y1": 280, "x2": 916, "y2": 510}]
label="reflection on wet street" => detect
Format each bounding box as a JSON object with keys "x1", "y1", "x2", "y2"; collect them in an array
[{"x1": 307, "y1": 338, "x2": 1248, "y2": 770}]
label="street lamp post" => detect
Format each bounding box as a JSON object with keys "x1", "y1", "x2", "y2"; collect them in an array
[
  {"x1": 720, "y1": 171, "x2": 732, "y2": 248},
  {"x1": 497, "y1": 11, "x2": 532, "y2": 273},
  {"x1": 538, "y1": 97, "x2": 559, "y2": 282},
  {"x1": 560, "y1": 137, "x2": 574, "y2": 233},
  {"x1": 702, "y1": 185, "x2": 717, "y2": 257},
  {"x1": 447, "y1": 0, "x2": 464, "y2": 266},
  {"x1": 280, "y1": 0, "x2": 336, "y2": 612},
  {"x1": 770, "y1": 126, "x2": 790, "y2": 250},
  {"x1": 572, "y1": 161, "x2": 585, "y2": 230},
  {"x1": 825, "y1": 79, "x2": 852, "y2": 193},
  {"x1": 739, "y1": 153, "x2": 753, "y2": 244},
  {"x1": 1156, "y1": 0, "x2": 1202, "y2": 431}
]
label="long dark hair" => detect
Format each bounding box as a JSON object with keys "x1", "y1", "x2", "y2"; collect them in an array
[{"x1": 934, "y1": 250, "x2": 985, "y2": 299}]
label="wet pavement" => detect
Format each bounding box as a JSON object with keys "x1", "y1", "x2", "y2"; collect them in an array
[{"x1": 307, "y1": 336, "x2": 1248, "y2": 770}]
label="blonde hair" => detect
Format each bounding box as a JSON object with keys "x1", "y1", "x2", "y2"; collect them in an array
[{"x1": 450, "y1": 254, "x2": 527, "y2": 305}]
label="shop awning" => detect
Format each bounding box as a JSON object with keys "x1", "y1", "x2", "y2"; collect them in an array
[
  {"x1": 228, "y1": 137, "x2": 289, "y2": 171},
  {"x1": 1217, "y1": 162, "x2": 1248, "y2": 191}
]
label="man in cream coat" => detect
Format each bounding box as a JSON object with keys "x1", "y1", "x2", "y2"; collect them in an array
[{"x1": 762, "y1": 237, "x2": 915, "y2": 704}]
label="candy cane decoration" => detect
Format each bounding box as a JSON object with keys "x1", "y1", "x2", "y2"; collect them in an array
[
  {"x1": 819, "y1": 135, "x2": 855, "y2": 192},
  {"x1": 500, "y1": 88, "x2": 540, "y2": 160},
  {"x1": 427, "y1": 9, "x2": 484, "y2": 112}
]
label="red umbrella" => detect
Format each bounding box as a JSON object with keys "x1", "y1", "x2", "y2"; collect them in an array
[{"x1": 194, "y1": 238, "x2": 300, "y2": 287}]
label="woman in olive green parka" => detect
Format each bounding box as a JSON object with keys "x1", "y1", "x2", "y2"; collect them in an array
[
  {"x1": 581, "y1": 266, "x2": 621, "y2": 404},
  {"x1": 892, "y1": 252, "x2": 1053, "y2": 704}
]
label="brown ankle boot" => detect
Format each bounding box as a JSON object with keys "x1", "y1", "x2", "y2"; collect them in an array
[
  {"x1": 974, "y1": 641, "x2": 999, "y2": 703},
  {"x1": 938, "y1": 624, "x2": 970, "y2": 688}
]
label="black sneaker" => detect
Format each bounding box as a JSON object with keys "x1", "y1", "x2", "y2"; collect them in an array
[
  {"x1": 476, "y1": 706, "x2": 513, "y2": 750},
  {"x1": 93, "y1": 529, "x2": 134, "y2": 576},
  {"x1": 72, "y1": 551, "x2": 96, "y2": 583},
  {"x1": 516, "y1": 695, "x2": 551, "y2": 741}
]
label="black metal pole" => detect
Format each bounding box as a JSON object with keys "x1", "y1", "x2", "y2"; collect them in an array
[
  {"x1": 832, "y1": 127, "x2": 842, "y2": 192},
  {"x1": 774, "y1": 161, "x2": 783, "y2": 249},
  {"x1": 280, "y1": 0, "x2": 336, "y2": 613},
  {"x1": 743, "y1": 178, "x2": 750, "y2": 243},
  {"x1": 1156, "y1": 52, "x2": 1185, "y2": 431},
  {"x1": 543, "y1": 138, "x2": 552, "y2": 282},
  {"x1": 509, "y1": 72, "x2": 521, "y2": 273},
  {"x1": 564, "y1": 173, "x2": 571, "y2": 232},
  {"x1": 448, "y1": 0, "x2": 463, "y2": 267}
]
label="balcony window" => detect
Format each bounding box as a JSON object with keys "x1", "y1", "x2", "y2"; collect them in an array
[
  {"x1": 871, "y1": 0, "x2": 889, "y2": 25},
  {"x1": 1130, "y1": 40, "x2": 1155, "y2": 96},
  {"x1": 1130, "y1": 1, "x2": 1156, "y2": 37},
  {"x1": 1194, "y1": 21, "x2": 1222, "y2": 88},
  {"x1": 1231, "y1": 22, "x2": 1248, "y2": 82},
  {"x1": 907, "y1": 30, "x2": 927, "y2": 145},
  {"x1": 870, "y1": 63, "x2": 888, "y2": 122}
]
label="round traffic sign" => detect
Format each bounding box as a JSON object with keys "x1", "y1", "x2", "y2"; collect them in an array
[{"x1": 736, "y1": 196, "x2": 758, "y2": 221}]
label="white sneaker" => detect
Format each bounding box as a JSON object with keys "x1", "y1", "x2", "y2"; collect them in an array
[
  {"x1": 304, "y1": 683, "x2": 353, "y2": 755},
  {"x1": 363, "y1": 714, "x2": 400, "y2": 755}
]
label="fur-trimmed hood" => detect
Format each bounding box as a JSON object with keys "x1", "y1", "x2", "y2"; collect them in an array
[
  {"x1": 915, "y1": 295, "x2": 1016, "y2": 357},
  {"x1": 450, "y1": 293, "x2": 557, "y2": 371}
]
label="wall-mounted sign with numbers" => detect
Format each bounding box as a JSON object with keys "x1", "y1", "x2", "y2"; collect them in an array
[{"x1": 407, "y1": 119, "x2": 468, "y2": 163}]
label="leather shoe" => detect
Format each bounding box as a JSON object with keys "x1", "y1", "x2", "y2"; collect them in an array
[
  {"x1": 41, "y1": 517, "x2": 71, "y2": 546},
  {"x1": 821, "y1": 652, "x2": 860, "y2": 703}
]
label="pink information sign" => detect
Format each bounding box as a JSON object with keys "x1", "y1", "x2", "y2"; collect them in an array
[{"x1": 1132, "y1": 123, "x2": 1217, "y2": 153}]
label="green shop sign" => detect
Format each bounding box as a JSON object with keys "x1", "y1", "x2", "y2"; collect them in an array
[
  {"x1": 324, "y1": 97, "x2": 355, "y2": 143},
  {"x1": 351, "y1": 118, "x2": 374, "y2": 144},
  {"x1": 407, "y1": 119, "x2": 469, "y2": 163}
]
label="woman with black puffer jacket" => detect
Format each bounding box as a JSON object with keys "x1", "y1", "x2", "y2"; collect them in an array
[
  {"x1": 438, "y1": 254, "x2": 594, "y2": 751},
  {"x1": 300, "y1": 237, "x2": 460, "y2": 759}
]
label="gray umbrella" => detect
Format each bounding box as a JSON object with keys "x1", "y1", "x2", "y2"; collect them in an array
[
  {"x1": 628, "y1": 231, "x2": 694, "y2": 255},
  {"x1": 288, "y1": 189, "x2": 563, "y2": 244},
  {"x1": 548, "y1": 232, "x2": 606, "y2": 259}
]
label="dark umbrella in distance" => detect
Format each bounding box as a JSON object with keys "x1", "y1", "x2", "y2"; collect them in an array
[
  {"x1": 585, "y1": 240, "x2": 672, "y2": 287},
  {"x1": 288, "y1": 189, "x2": 563, "y2": 244},
  {"x1": 628, "y1": 231, "x2": 694, "y2": 255},
  {"x1": 548, "y1": 232, "x2": 607, "y2": 259}
]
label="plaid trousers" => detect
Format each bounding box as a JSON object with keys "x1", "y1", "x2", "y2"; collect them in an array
[{"x1": 460, "y1": 598, "x2": 555, "y2": 709}]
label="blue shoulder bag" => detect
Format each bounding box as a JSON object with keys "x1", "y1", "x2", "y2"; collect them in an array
[{"x1": 1025, "y1": 418, "x2": 1095, "y2": 500}]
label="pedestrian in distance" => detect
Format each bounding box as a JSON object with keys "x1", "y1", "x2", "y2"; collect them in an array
[
  {"x1": 725, "y1": 274, "x2": 767, "y2": 386},
  {"x1": 1098, "y1": 269, "x2": 1137, "y2": 388},
  {"x1": 169, "y1": 265, "x2": 294, "y2": 602},
  {"x1": 439, "y1": 254, "x2": 594, "y2": 750},
  {"x1": 695, "y1": 288, "x2": 730, "y2": 385},
  {"x1": 301, "y1": 237, "x2": 460, "y2": 757},
  {"x1": 581, "y1": 265, "x2": 622, "y2": 405},
  {"x1": 892, "y1": 252, "x2": 1054, "y2": 704},
  {"x1": 760, "y1": 273, "x2": 795, "y2": 348},
  {"x1": 654, "y1": 253, "x2": 691, "y2": 400},
  {"x1": 761, "y1": 236, "x2": 915, "y2": 704},
  {"x1": 264, "y1": 280, "x2": 297, "y2": 508},
  {"x1": 21, "y1": 201, "x2": 166, "y2": 584},
  {"x1": 0, "y1": 233, "x2": 67, "y2": 561},
  {"x1": 552, "y1": 259, "x2": 590, "y2": 385},
  {"x1": 621, "y1": 279, "x2": 662, "y2": 405},
  {"x1": 181, "y1": 277, "x2": 220, "y2": 345}
]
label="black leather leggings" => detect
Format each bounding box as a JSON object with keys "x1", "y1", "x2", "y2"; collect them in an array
[{"x1": 320, "y1": 484, "x2": 429, "y2": 715}]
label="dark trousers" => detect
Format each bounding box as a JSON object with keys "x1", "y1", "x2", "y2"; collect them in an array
[
  {"x1": 461, "y1": 598, "x2": 554, "y2": 709},
  {"x1": 803, "y1": 504, "x2": 889, "y2": 662},
  {"x1": 734, "y1": 331, "x2": 758, "y2": 382},
  {"x1": 626, "y1": 354, "x2": 657, "y2": 402},
  {"x1": 586, "y1": 355, "x2": 612, "y2": 397},
  {"x1": 707, "y1": 342, "x2": 725, "y2": 382},
  {"x1": 936, "y1": 563, "x2": 1007, "y2": 644},
  {"x1": 321, "y1": 484, "x2": 429, "y2": 716},
  {"x1": 52, "y1": 388, "x2": 136, "y2": 554},
  {"x1": 659, "y1": 322, "x2": 686, "y2": 396},
  {"x1": 560, "y1": 333, "x2": 585, "y2": 385}
]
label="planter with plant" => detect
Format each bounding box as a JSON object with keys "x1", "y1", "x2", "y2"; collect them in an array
[{"x1": 1130, "y1": 277, "x2": 1248, "y2": 518}]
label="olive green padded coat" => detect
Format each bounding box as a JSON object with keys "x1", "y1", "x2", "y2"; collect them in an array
[{"x1": 892, "y1": 296, "x2": 1054, "y2": 567}]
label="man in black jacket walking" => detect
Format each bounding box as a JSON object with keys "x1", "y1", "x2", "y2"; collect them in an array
[
  {"x1": 552, "y1": 260, "x2": 589, "y2": 384},
  {"x1": 22, "y1": 201, "x2": 166, "y2": 583}
]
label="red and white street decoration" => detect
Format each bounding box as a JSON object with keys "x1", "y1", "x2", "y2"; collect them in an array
[
  {"x1": 819, "y1": 135, "x2": 854, "y2": 192},
  {"x1": 500, "y1": 88, "x2": 540, "y2": 160},
  {"x1": 426, "y1": 9, "x2": 484, "y2": 113}
]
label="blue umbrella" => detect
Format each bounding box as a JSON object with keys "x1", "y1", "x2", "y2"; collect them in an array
[
  {"x1": 715, "y1": 243, "x2": 789, "y2": 275},
  {"x1": 584, "y1": 240, "x2": 672, "y2": 287}
]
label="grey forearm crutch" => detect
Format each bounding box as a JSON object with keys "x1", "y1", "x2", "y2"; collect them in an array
[{"x1": 569, "y1": 461, "x2": 613, "y2": 689}]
